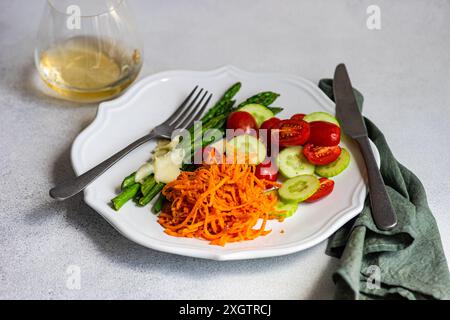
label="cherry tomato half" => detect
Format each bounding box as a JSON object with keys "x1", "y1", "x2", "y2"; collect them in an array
[
  {"x1": 305, "y1": 178, "x2": 335, "y2": 203},
  {"x1": 226, "y1": 111, "x2": 258, "y2": 134},
  {"x1": 291, "y1": 114, "x2": 306, "y2": 121},
  {"x1": 303, "y1": 144, "x2": 341, "y2": 166},
  {"x1": 308, "y1": 121, "x2": 341, "y2": 147},
  {"x1": 278, "y1": 119, "x2": 310, "y2": 147},
  {"x1": 255, "y1": 160, "x2": 279, "y2": 182}
]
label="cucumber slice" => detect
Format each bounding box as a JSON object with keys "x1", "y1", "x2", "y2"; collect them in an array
[
  {"x1": 279, "y1": 175, "x2": 320, "y2": 203},
  {"x1": 240, "y1": 104, "x2": 274, "y2": 127},
  {"x1": 276, "y1": 146, "x2": 315, "y2": 178},
  {"x1": 315, "y1": 148, "x2": 351, "y2": 178},
  {"x1": 273, "y1": 200, "x2": 299, "y2": 219},
  {"x1": 304, "y1": 112, "x2": 340, "y2": 127},
  {"x1": 266, "y1": 190, "x2": 299, "y2": 218},
  {"x1": 227, "y1": 134, "x2": 267, "y2": 165}
]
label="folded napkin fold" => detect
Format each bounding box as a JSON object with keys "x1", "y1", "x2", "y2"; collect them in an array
[{"x1": 318, "y1": 79, "x2": 450, "y2": 300}]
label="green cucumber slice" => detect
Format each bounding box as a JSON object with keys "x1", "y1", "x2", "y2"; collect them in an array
[
  {"x1": 276, "y1": 146, "x2": 315, "y2": 178},
  {"x1": 227, "y1": 134, "x2": 267, "y2": 165},
  {"x1": 279, "y1": 175, "x2": 320, "y2": 203},
  {"x1": 266, "y1": 190, "x2": 299, "y2": 218},
  {"x1": 304, "y1": 112, "x2": 340, "y2": 127},
  {"x1": 273, "y1": 200, "x2": 299, "y2": 219},
  {"x1": 315, "y1": 148, "x2": 351, "y2": 177},
  {"x1": 239, "y1": 104, "x2": 275, "y2": 127}
]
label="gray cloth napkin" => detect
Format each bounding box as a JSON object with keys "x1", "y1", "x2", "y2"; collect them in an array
[{"x1": 319, "y1": 79, "x2": 450, "y2": 300}]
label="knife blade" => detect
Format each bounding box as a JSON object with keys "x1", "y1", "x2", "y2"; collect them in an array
[
  {"x1": 333, "y1": 64, "x2": 367, "y2": 139},
  {"x1": 333, "y1": 64, "x2": 398, "y2": 231}
]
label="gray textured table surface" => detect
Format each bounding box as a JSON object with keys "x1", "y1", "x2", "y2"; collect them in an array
[{"x1": 1, "y1": 0, "x2": 449, "y2": 300}]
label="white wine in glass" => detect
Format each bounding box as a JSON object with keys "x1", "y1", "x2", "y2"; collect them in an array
[{"x1": 35, "y1": 0, "x2": 143, "y2": 103}]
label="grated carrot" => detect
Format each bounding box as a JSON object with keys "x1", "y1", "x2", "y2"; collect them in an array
[{"x1": 158, "y1": 160, "x2": 281, "y2": 246}]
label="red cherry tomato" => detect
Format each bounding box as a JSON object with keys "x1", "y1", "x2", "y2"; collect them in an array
[
  {"x1": 278, "y1": 119, "x2": 310, "y2": 147},
  {"x1": 255, "y1": 160, "x2": 279, "y2": 182},
  {"x1": 305, "y1": 178, "x2": 335, "y2": 203},
  {"x1": 308, "y1": 121, "x2": 341, "y2": 146},
  {"x1": 260, "y1": 117, "x2": 282, "y2": 132},
  {"x1": 303, "y1": 144, "x2": 341, "y2": 165},
  {"x1": 291, "y1": 114, "x2": 306, "y2": 121},
  {"x1": 259, "y1": 118, "x2": 282, "y2": 155},
  {"x1": 226, "y1": 111, "x2": 258, "y2": 135}
]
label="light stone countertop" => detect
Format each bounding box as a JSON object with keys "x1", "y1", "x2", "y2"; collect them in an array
[{"x1": 0, "y1": 0, "x2": 449, "y2": 299}]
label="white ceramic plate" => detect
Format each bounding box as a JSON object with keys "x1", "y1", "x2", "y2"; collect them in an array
[{"x1": 71, "y1": 66, "x2": 379, "y2": 261}]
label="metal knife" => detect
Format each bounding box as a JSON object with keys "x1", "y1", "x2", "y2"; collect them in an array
[{"x1": 333, "y1": 64, "x2": 398, "y2": 230}]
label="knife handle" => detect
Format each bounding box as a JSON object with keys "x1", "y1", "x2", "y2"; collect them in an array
[{"x1": 355, "y1": 137, "x2": 398, "y2": 231}]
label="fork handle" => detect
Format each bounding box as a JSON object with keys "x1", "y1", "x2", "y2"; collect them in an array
[
  {"x1": 50, "y1": 133, "x2": 156, "y2": 201},
  {"x1": 356, "y1": 136, "x2": 398, "y2": 231}
]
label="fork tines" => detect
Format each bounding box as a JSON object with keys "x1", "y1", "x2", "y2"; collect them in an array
[{"x1": 167, "y1": 86, "x2": 213, "y2": 130}]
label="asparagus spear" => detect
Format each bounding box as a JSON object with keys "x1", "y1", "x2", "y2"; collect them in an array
[
  {"x1": 153, "y1": 194, "x2": 166, "y2": 214},
  {"x1": 112, "y1": 184, "x2": 141, "y2": 211},
  {"x1": 200, "y1": 83, "x2": 241, "y2": 123},
  {"x1": 237, "y1": 92, "x2": 280, "y2": 109},
  {"x1": 267, "y1": 106, "x2": 284, "y2": 115},
  {"x1": 133, "y1": 193, "x2": 142, "y2": 204},
  {"x1": 141, "y1": 175, "x2": 156, "y2": 196},
  {"x1": 121, "y1": 173, "x2": 136, "y2": 190},
  {"x1": 138, "y1": 183, "x2": 165, "y2": 207}
]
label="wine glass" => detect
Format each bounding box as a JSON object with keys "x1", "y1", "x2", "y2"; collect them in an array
[{"x1": 34, "y1": 0, "x2": 143, "y2": 103}]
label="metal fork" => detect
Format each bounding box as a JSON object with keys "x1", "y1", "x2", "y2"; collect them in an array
[{"x1": 50, "y1": 86, "x2": 213, "y2": 201}]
